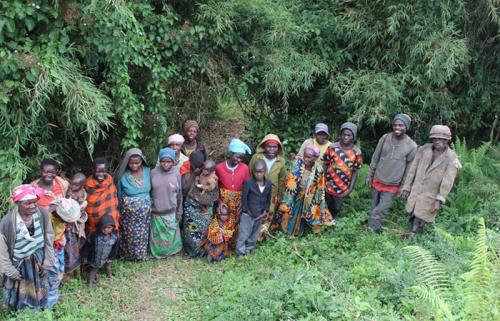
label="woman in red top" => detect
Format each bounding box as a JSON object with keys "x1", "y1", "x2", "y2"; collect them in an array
[
  {"x1": 31, "y1": 159, "x2": 69, "y2": 208},
  {"x1": 215, "y1": 138, "x2": 251, "y2": 244}
]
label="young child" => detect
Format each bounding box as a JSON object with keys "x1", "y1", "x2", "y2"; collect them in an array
[
  {"x1": 81, "y1": 214, "x2": 119, "y2": 287},
  {"x1": 236, "y1": 160, "x2": 272, "y2": 259},
  {"x1": 195, "y1": 160, "x2": 218, "y2": 194},
  {"x1": 199, "y1": 203, "x2": 234, "y2": 263},
  {"x1": 47, "y1": 198, "x2": 81, "y2": 308}
]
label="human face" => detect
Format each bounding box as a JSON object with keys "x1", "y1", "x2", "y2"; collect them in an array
[
  {"x1": 71, "y1": 178, "x2": 85, "y2": 192},
  {"x1": 228, "y1": 153, "x2": 244, "y2": 167},
  {"x1": 340, "y1": 129, "x2": 354, "y2": 146},
  {"x1": 41, "y1": 165, "x2": 57, "y2": 185},
  {"x1": 128, "y1": 156, "x2": 142, "y2": 173},
  {"x1": 432, "y1": 138, "x2": 448, "y2": 151},
  {"x1": 392, "y1": 120, "x2": 407, "y2": 138},
  {"x1": 315, "y1": 132, "x2": 329, "y2": 145},
  {"x1": 264, "y1": 143, "x2": 279, "y2": 159},
  {"x1": 160, "y1": 157, "x2": 174, "y2": 171},
  {"x1": 102, "y1": 225, "x2": 113, "y2": 236},
  {"x1": 303, "y1": 149, "x2": 318, "y2": 168},
  {"x1": 18, "y1": 198, "x2": 38, "y2": 216},
  {"x1": 185, "y1": 126, "x2": 198, "y2": 142},
  {"x1": 253, "y1": 165, "x2": 266, "y2": 182},
  {"x1": 169, "y1": 142, "x2": 183, "y2": 152},
  {"x1": 93, "y1": 164, "x2": 107, "y2": 182}
]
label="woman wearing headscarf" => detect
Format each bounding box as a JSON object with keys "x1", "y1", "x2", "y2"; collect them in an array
[
  {"x1": 0, "y1": 185, "x2": 55, "y2": 310},
  {"x1": 181, "y1": 159, "x2": 219, "y2": 258},
  {"x1": 115, "y1": 148, "x2": 152, "y2": 261},
  {"x1": 181, "y1": 120, "x2": 208, "y2": 159},
  {"x1": 150, "y1": 148, "x2": 183, "y2": 258},
  {"x1": 248, "y1": 134, "x2": 287, "y2": 240},
  {"x1": 277, "y1": 145, "x2": 335, "y2": 236},
  {"x1": 215, "y1": 138, "x2": 251, "y2": 244},
  {"x1": 167, "y1": 134, "x2": 189, "y2": 170}
]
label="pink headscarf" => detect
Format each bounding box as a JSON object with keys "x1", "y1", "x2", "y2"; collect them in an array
[
  {"x1": 168, "y1": 133, "x2": 185, "y2": 145},
  {"x1": 304, "y1": 144, "x2": 321, "y2": 158},
  {"x1": 11, "y1": 184, "x2": 45, "y2": 203}
]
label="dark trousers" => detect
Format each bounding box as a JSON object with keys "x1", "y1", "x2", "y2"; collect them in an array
[
  {"x1": 325, "y1": 194, "x2": 345, "y2": 218},
  {"x1": 367, "y1": 188, "x2": 396, "y2": 231},
  {"x1": 236, "y1": 213, "x2": 263, "y2": 256},
  {"x1": 409, "y1": 215, "x2": 426, "y2": 234}
]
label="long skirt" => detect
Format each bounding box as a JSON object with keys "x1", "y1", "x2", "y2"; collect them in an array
[
  {"x1": 219, "y1": 188, "x2": 241, "y2": 246},
  {"x1": 200, "y1": 240, "x2": 231, "y2": 262},
  {"x1": 2, "y1": 248, "x2": 48, "y2": 310},
  {"x1": 150, "y1": 213, "x2": 182, "y2": 258},
  {"x1": 119, "y1": 196, "x2": 152, "y2": 260},
  {"x1": 64, "y1": 224, "x2": 80, "y2": 273},
  {"x1": 46, "y1": 245, "x2": 64, "y2": 309},
  {"x1": 258, "y1": 194, "x2": 279, "y2": 241},
  {"x1": 181, "y1": 197, "x2": 214, "y2": 257},
  {"x1": 280, "y1": 192, "x2": 307, "y2": 237}
]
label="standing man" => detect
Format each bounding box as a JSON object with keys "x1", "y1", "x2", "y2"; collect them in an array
[
  {"x1": 323, "y1": 122, "x2": 363, "y2": 217},
  {"x1": 401, "y1": 125, "x2": 461, "y2": 236},
  {"x1": 366, "y1": 114, "x2": 417, "y2": 231}
]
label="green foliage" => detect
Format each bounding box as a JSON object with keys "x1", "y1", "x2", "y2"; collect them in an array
[{"x1": 404, "y1": 218, "x2": 499, "y2": 321}]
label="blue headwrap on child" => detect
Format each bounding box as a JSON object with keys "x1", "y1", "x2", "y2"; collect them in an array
[
  {"x1": 228, "y1": 138, "x2": 252, "y2": 155},
  {"x1": 158, "y1": 147, "x2": 176, "y2": 161}
]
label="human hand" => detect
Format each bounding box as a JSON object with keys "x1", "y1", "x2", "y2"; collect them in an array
[
  {"x1": 365, "y1": 176, "x2": 372, "y2": 187},
  {"x1": 431, "y1": 200, "x2": 442, "y2": 213},
  {"x1": 401, "y1": 190, "x2": 410, "y2": 198}
]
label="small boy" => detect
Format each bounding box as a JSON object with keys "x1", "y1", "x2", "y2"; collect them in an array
[
  {"x1": 81, "y1": 214, "x2": 119, "y2": 287},
  {"x1": 199, "y1": 203, "x2": 234, "y2": 263},
  {"x1": 236, "y1": 160, "x2": 272, "y2": 259},
  {"x1": 195, "y1": 160, "x2": 218, "y2": 194}
]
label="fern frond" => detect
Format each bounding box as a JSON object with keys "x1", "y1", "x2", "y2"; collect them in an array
[
  {"x1": 463, "y1": 218, "x2": 495, "y2": 321},
  {"x1": 404, "y1": 246, "x2": 451, "y2": 295},
  {"x1": 412, "y1": 285, "x2": 454, "y2": 321}
]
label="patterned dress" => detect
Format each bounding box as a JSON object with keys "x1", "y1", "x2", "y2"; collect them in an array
[
  {"x1": 277, "y1": 159, "x2": 335, "y2": 236},
  {"x1": 117, "y1": 167, "x2": 152, "y2": 261},
  {"x1": 199, "y1": 216, "x2": 235, "y2": 261}
]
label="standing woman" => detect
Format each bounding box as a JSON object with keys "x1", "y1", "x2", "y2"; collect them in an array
[
  {"x1": 115, "y1": 148, "x2": 152, "y2": 261},
  {"x1": 248, "y1": 134, "x2": 287, "y2": 239},
  {"x1": 167, "y1": 134, "x2": 189, "y2": 171},
  {"x1": 181, "y1": 120, "x2": 208, "y2": 159},
  {"x1": 215, "y1": 138, "x2": 251, "y2": 243},
  {"x1": 0, "y1": 185, "x2": 54, "y2": 310},
  {"x1": 278, "y1": 146, "x2": 335, "y2": 236},
  {"x1": 31, "y1": 159, "x2": 68, "y2": 309},
  {"x1": 150, "y1": 148, "x2": 183, "y2": 258},
  {"x1": 31, "y1": 159, "x2": 69, "y2": 208},
  {"x1": 296, "y1": 123, "x2": 332, "y2": 165}
]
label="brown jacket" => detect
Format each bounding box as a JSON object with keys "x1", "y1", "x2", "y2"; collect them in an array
[{"x1": 402, "y1": 144, "x2": 461, "y2": 222}]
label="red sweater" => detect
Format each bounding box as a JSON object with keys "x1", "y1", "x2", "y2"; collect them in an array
[{"x1": 215, "y1": 161, "x2": 249, "y2": 192}]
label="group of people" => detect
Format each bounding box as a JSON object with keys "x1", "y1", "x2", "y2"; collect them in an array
[{"x1": 0, "y1": 117, "x2": 461, "y2": 311}]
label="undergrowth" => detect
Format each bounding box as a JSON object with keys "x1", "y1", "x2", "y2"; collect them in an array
[{"x1": 0, "y1": 143, "x2": 497, "y2": 320}]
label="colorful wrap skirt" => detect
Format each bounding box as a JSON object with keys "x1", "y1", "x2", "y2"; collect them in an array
[
  {"x1": 181, "y1": 196, "x2": 214, "y2": 257},
  {"x1": 2, "y1": 247, "x2": 48, "y2": 310},
  {"x1": 219, "y1": 188, "x2": 242, "y2": 246},
  {"x1": 64, "y1": 223, "x2": 81, "y2": 272},
  {"x1": 47, "y1": 244, "x2": 64, "y2": 309},
  {"x1": 149, "y1": 212, "x2": 182, "y2": 259},
  {"x1": 119, "y1": 196, "x2": 152, "y2": 260}
]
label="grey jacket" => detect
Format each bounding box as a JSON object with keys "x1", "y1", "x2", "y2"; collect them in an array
[
  {"x1": 0, "y1": 207, "x2": 55, "y2": 283},
  {"x1": 367, "y1": 133, "x2": 417, "y2": 186}
]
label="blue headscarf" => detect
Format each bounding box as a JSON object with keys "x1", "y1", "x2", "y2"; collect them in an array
[
  {"x1": 158, "y1": 147, "x2": 176, "y2": 161},
  {"x1": 228, "y1": 138, "x2": 252, "y2": 155}
]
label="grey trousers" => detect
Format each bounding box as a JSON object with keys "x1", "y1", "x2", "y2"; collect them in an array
[
  {"x1": 367, "y1": 188, "x2": 396, "y2": 231},
  {"x1": 236, "y1": 213, "x2": 263, "y2": 256}
]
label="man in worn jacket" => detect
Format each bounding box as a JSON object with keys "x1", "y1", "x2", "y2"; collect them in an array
[
  {"x1": 366, "y1": 114, "x2": 417, "y2": 231},
  {"x1": 402, "y1": 125, "x2": 461, "y2": 236}
]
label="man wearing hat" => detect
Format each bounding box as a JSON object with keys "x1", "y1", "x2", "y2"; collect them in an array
[
  {"x1": 366, "y1": 114, "x2": 417, "y2": 232},
  {"x1": 297, "y1": 123, "x2": 332, "y2": 166},
  {"x1": 401, "y1": 125, "x2": 461, "y2": 236}
]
